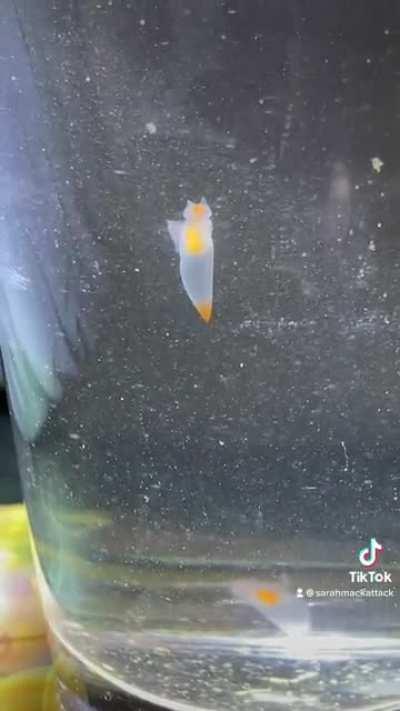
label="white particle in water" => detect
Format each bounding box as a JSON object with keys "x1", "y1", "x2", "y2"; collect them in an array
[
  {"x1": 145, "y1": 122, "x2": 157, "y2": 134},
  {"x1": 371, "y1": 156, "x2": 384, "y2": 173},
  {"x1": 218, "y1": 440, "x2": 225, "y2": 446},
  {"x1": 368, "y1": 239, "x2": 376, "y2": 252}
]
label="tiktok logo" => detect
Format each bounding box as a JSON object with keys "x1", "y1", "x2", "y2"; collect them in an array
[
  {"x1": 349, "y1": 537, "x2": 389, "y2": 582},
  {"x1": 358, "y1": 537, "x2": 384, "y2": 569}
]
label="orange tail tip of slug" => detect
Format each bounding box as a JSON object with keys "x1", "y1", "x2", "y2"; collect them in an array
[{"x1": 196, "y1": 302, "x2": 213, "y2": 323}]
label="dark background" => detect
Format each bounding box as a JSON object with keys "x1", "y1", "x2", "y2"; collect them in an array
[{"x1": 0, "y1": 386, "x2": 21, "y2": 502}]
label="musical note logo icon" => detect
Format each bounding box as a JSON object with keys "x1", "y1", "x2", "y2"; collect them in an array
[{"x1": 358, "y1": 537, "x2": 384, "y2": 569}]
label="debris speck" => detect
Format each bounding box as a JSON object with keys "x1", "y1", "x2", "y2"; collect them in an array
[
  {"x1": 368, "y1": 239, "x2": 376, "y2": 252},
  {"x1": 341, "y1": 441, "x2": 350, "y2": 471},
  {"x1": 85, "y1": 75, "x2": 91, "y2": 83},
  {"x1": 139, "y1": 18, "x2": 146, "y2": 26},
  {"x1": 218, "y1": 440, "x2": 225, "y2": 446},
  {"x1": 69, "y1": 433, "x2": 80, "y2": 440},
  {"x1": 249, "y1": 157, "x2": 258, "y2": 164},
  {"x1": 371, "y1": 156, "x2": 384, "y2": 173},
  {"x1": 145, "y1": 122, "x2": 157, "y2": 135}
]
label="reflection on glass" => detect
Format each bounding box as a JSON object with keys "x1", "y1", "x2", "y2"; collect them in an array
[{"x1": 0, "y1": 242, "x2": 86, "y2": 441}]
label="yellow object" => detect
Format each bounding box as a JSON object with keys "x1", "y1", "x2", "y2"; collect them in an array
[
  {"x1": 0, "y1": 504, "x2": 59, "y2": 710},
  {"x1": 0, "y1": 504, "x2": 47, "y2": 641},
  {"x1": 184, "y1": 225, "x2": 206, "y2": 255},
  {"x1": 0, "y1": 667, "x2": 58, "y2": 711},
  {"x1": 0, "y1": 504, "x2": 33, "y2": 568}
]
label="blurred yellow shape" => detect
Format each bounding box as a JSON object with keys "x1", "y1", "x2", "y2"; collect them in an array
[
  {"x1": 255, "y1": 588, "x2": 281, "y2": 606},
  {"x1": 0, "y1": 504, "x2": 33, "y2": 569},
  {"x1": 0, "y1": 667, "x2": 58, "y2": 711}
]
